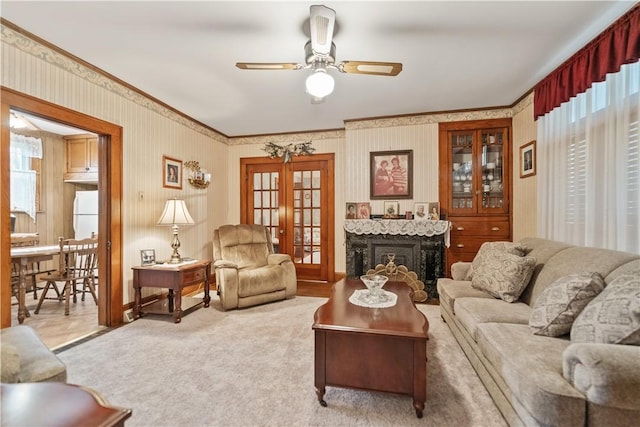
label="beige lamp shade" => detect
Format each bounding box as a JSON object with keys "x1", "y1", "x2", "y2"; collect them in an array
[
  {"x1": 157, "y1": 199, "x2": 194, "y2": 226},
  {"x1": 157, "y1": 199, "x2": 194, "y2": 263}
]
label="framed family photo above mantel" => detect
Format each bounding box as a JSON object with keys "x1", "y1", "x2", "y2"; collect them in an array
[
  {"x1": 163, "y1": 155, "x2": 183, "y2": 189},
  {"x1": 370, "y1": 150, "x2": 413, "y2": 199},
  {"x1": 520, "y1": 140, "x2": 536, "y2": 178}
]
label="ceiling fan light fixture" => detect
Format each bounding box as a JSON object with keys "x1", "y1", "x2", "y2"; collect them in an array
[{"x1": 305, "y1": 68, "x2": 334, "y2": 98}]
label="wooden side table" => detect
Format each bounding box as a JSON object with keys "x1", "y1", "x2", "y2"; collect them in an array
[
  {"x1": 1, "y1": 382, "x2": 132, "y2": 426},
  {"x1": 132, "y1": 260, "x2": 211, "y2": 323}
]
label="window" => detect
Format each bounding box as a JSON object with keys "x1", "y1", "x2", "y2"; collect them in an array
[
  {"x1": 10, "y1": 133, "x2": 42, "y2": 221},
  {"x1": 537, "y1": 61, "x2": 639, "y2": 253}
]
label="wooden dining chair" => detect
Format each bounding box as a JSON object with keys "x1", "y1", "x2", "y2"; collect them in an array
[
  {"x1": 10, "y1": 233, "x2": 52, "y2": 301},
  {"x1": 34, "y1": 236, "x2": 98, "y2": 316}
]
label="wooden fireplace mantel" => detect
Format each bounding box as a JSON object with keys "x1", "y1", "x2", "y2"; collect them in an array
[{"x1": 344, "y1": 219, "x2": 451, "y2": 246}]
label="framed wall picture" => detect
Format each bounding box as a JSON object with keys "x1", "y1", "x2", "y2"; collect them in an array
[
  {"x1": 356, "y1": 202, "x2": 371, "y2": 219},
  {"x1": 370, "y1": 150, "x2": 413, "y2": 199},
  {"x1": 346, "y1": 202, "x2": 357, "y2": 219},
  {"x1": 163, "y1": 155, "x2": 183, "y2": 189},
  {"x1": 140, "y1": 249, "x2": 156, "y2": 266},
  {"x1": 413, "y1": 202, "x2": 428, "y2": 220},
  {"x1": 383, "y1": 201, "x2": 399, "y2": 218},
  {"x1": 520, "y1": 140, "x2": 536, "y2": 178}
]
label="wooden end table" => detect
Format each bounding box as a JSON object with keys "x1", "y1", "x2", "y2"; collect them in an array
[
  {"x1": 132, "y1": 259, "x2": 211, "y2": 323},
  {"x1": 313, "y1": 279, "x2": 429, "y2": 418}
]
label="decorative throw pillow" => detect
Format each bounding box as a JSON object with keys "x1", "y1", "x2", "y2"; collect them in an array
[
  {"x1": 465, "y1": 241, "x2": 528, "y2": 280},
  {"x1": 471, "y1": 250, "x2": 537, "y2": 302},
  {"x1": 571, "y1": 273, "x2": 640, "y2": 345},
  {"x1": 529, "y1": 272, "x2": 605, "y2": 337}
]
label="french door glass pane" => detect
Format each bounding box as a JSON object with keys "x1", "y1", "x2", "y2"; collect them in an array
[
  {"x1": 292, "y1": 170, "x2": 321, "y2": 265},
  {"x1": 252, "y1": 171, "x2": 280, "y2": 252}
]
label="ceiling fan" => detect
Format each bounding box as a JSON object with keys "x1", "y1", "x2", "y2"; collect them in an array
[{"x1": 236, "y1": 4, "x2": 403, "y2": 101}]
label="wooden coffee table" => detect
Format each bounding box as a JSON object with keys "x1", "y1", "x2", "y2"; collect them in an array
[{"x1": 313, "y1": 279, "x2": 429, "y2": 418}]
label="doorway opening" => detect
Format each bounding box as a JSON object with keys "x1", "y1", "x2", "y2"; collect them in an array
[{"x1": 2, "y1": 87, "x2": 124, "y2": 344}]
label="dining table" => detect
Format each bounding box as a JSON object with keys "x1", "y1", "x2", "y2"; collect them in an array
[{"x1": 11, "y1": 244, "x2": 60, "y2": 324}]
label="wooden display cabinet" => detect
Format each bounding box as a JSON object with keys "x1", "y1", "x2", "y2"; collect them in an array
[{"x1": 438, "y1": 118, "x2": 512, "y2": 276}]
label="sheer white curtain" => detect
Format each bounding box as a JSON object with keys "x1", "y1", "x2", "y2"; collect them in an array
[
  {"x1": 537, "y1": 62, "x2": 640, "y2": 253},
  {"x1": 10, "y1": 133, "x2": 43, "y2": 221}
]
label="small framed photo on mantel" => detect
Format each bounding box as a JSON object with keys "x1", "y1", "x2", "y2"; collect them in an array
[
  {"x1": 356, "y1": 202, "x2": 371, "y2": 219},
  {"x1": 346, "y1": 202, "x2": 357, "y2": 219},
  {"x1": 383, "y1": 201, "x2": 400, "y2": 218},
  {"x1": 414, "y1": 202, "x2": 428, "y2": 221}
]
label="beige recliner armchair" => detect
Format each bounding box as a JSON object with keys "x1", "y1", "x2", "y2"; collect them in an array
[{"x1": 213, "y1": 224, "x2": 297, "y2": 310}]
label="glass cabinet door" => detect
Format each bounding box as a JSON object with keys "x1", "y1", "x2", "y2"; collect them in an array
[
  {"x1": 449, "y1": 127, "x2": 508, "y2": 215},
  {"x1": 450, "y1": 131, "x2": 474, "y2": 213},
  {"x1": 479, "y1": 128, "x2": 507, "y2": 214}
]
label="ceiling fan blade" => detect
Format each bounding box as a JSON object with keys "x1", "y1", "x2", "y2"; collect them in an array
[
  {"x1": 338, "y1": 61, "x2": 403, "y2": 76},
  {"x1": 310, "y1": 5, "x2": 335, "y2": 56},
  {"x1": 236, "y1": 62, "x2": 303, "y2": 71}
]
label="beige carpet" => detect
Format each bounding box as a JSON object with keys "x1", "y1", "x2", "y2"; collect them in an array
[{"x1": 57, "y1": 295, "x2": 507, "y2": 427}]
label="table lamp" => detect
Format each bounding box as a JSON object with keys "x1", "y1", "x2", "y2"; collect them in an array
[{"x1": 157, "y1": 199, "x2": 194, "y2": 263}]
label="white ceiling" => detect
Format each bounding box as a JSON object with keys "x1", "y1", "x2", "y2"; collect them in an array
[{"x1": 2, "y1": 1, "x2": 635, "y2": 137}]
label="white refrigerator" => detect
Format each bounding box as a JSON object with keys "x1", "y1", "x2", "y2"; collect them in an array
[{"x1": 73, "y1": 190, "x2": 99, "y2": 239}]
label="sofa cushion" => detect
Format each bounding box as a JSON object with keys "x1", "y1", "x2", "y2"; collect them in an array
[
  {"x1": 525, "y1": 246, "x2": 639, "y2": 308},
  {"x1": 455, "y1": 298, "x2": 531, "y2": 341},
  {"x1": 517, "y1": 238, "x2": 575, "y2": 305},
  {"x1": 216, "y1": 224, "x2": 271, "y2": 268},
  {"x1": 238, "y1": 264, "x2": 286, "y2": 298},
  {"x1": 476, "y1": 323, "x2": 586, "y2": 426},
  {"x1": 436, "y1": 278, "x2": 494, "y2": 315},
  {"x1": 571, "y1": 273, "x2": 640, "y2": 345},
  {"x1": 471, "y1": 250, "x2": 537, "y2": 302},
  {"x1": 465, "y1": 241, "x2": 528, "y2": 280},
  {"x1": 529, "y1": 272, "x2": 605, "y2": 337}
]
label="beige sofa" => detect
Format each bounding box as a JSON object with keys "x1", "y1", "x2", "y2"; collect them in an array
[
  {"x1": 213, "y1": 224, "x2": 297, "y2": 310},
  {"x1": 437, "y1": 237, "x2": 640, "y2": 427}
]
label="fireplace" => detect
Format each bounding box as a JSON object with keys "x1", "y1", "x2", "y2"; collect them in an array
[{"x1": 344, "y1": 220, "x2": 450, "y2": 299}]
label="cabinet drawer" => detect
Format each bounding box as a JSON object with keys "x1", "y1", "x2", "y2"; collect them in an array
[
  {"x1": 450, "y1": 220, "x2": 510, "y2": 237},
  {"x1": 183, "y1": 268, "x2": 205, "y2": 283},
  {"x1": 448, "y1": 237, "x2": 487, "y2": 254}
]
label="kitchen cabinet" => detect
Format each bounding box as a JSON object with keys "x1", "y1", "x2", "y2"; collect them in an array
[
  {"x1": 64, "y1": 134, "x2": 98, "y2": 182},
  {"x1": 438, "y1": 118, "x2": 512, "y2": 276}
]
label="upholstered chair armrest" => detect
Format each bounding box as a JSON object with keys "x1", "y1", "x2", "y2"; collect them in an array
[
  {"x1": 1, "y1": 343, "x2": 20, "y2": 383},
  {"x1": 268, "y1": 253, "x2": 292, "y2": 266},
  {"x1": 563, "y1": 343, "x2": 640, "y2": 410},
  {"x1": 451, "y1": 262, "x2": 472, "y2": 281},
  {"x1": 214, "y1": 260, "x2": 238, "y2": 269}
]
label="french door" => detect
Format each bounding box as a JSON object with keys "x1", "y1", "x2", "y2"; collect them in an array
[{"x1": 240, "y1": 154, "x2": 335, "y2": 281}]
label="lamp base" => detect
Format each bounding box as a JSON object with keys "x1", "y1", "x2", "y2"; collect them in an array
[
  {"x1": 168, "y1": 227, "x2": 182, "y2": 263},
  {"x1": 168, "y1": 252, "x2": 182, "y2": 264}
]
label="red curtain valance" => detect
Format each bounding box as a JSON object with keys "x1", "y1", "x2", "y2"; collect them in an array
[{"x1": 534, "y1": 4, "x2": 640, "y2": 120}]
